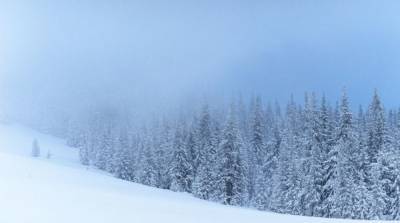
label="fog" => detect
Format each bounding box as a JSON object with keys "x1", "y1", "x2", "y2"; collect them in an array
[{"x1": 1, "y1": 1, "x2": 400, "y2": 122}]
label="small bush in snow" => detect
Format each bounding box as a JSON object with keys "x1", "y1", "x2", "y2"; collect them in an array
[{"x1": 31, "y1": 139, "x2": 41, "y2": 157}]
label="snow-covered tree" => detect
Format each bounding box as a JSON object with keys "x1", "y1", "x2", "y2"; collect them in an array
[
  {"x1": 312, "y1": 95, "x2": 335, "y2": 217},
  {"x1": 170, "y1": 123, "x2": 194, "y2": 192},
  {"x1": 154, "y1": 120, "x2": 174, "y2": 189},
  {"x1": 295, "y1": 93, "x2": 321, "y2": 216},
  {"x1": 248, "y1": 96, "x2": 265, "y2": 205},
  {"x1": 78, "y1": 131, "x2": 90, "y2": 166},
  {"x1": 271, "y1": 123, "x2": 302, "y2": 215},
  {"x1": 113, "y1": 127, "x2": 136, "y2": 181},
  {"x1": 365, "y1": 90, "x2": 386, "y2": 218},
  {"x1": 139, "y1": 134, "x2": 158, "y2": 187},
  {"x1": 31, "y1": 138, "x2": 41, "y2": 157},
  {"x1": 193, "y1": 104, "x2": 217, "y2": 200},
  {"x1": 216, "y1": 105, "x2": 246, "y2": 206},
  {"x1": 62, "y1": 90, "x2": 400, "y2": 221}
]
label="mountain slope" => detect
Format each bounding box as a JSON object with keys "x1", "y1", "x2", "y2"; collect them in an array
[{"x1": 0, "y1": 123, "x2": 381, "y2": 223}]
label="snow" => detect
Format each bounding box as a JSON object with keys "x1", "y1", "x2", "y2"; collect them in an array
[{"x1": 0, "y1": 123, "x2": 386, "y2": 223}]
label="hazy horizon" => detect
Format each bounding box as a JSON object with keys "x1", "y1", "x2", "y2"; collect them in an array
[{"x1": 1, "y1": 0, "x2": 400, "y2": 120}]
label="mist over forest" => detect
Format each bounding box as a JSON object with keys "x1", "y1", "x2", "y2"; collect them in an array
[{"x1": 1, "y1": 0, "x2": 400, "y2": 125}]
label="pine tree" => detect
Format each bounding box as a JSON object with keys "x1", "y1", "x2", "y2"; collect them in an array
[
  {"x1": 66, "y1": 117, "x2": 85, "y2": 148},
  {"x1": 313, "y1": 95, "x2": 335, "y2": 217},
  {"x1": 297, "y1": 92, "x2": 320, "y2": 216},
  {"x1": 60, "y1": 90, "x2": 400, "y2": 220},
  {"x1": 113, "y1": 127, "x2": 136, "y2": 181},
  {"x1": 377, "y1": 108, "x2": 400, "y2": 220},
  {"x1": 79, "y1": 130, "x2": 90, "y2": 165},
  {"x1": 185, "y1": 126, "x2": 197, "y2": 186},
  {"x1": 366, "y1": 90, "x2": 385, "y2": 167},
  {"x1": 238, "y1": 95, "x2": 249, "y2": 139},
  {"x1": 260, "y1": 101, "x2": 281, "y2": 209},
  {"x1": 170, "y1": 124, "x2": 193, "y2": 192},
  {"x1": 391, "y1": 109, "x2": 400, "y2": 220},
  {"x1": 352, "y1": 105, "x2": 374, "y2": 219},
  {"x1": 365, "y1": 90, "x2": 386, "y2": 218},
  {"x1": 271, "y1": 124, "x2": 302, "y2": 215},
  {"x1": 216, "y1": 105, "x2": 246, "y2": 206},
  {"x1": 270, "y1": 97, "x2": 303, "y2": 214},
  {"x1": 249, "y1": 96, "x2": 265, "y2": 205},
  {"x1": 31, "y1": 138, "x2": 41, "y2": 157},
  {"x1": 94, "y1": 125, "x2": 114, "y2": 171},
  {"x1": 155, "y1": 120, "x2": 174, "y2": 189},
  {"x1": 328, "y1": 89, "x2": 368, "y2": 219},
  {"x1": 139, "y1": 134, "x2": 158, "y2": 187},
  {"x1": 193, "y1": 104, "x2": 217, "y2": 200}
]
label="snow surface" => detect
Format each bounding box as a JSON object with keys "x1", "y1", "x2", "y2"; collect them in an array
[{"x1": 0, "y1": 123, "x2": 389, "y2": 223}]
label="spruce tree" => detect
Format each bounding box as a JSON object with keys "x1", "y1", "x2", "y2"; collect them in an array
[
  {"x1": 170, "y1": 124, "x2": 193, "y2": 192},
  {"x1": 328, "y1": 89, "x2": 367, "y2": 219},
  {"x1": 313, "y1": 95, "x2": 335, "y2": 217},
  {"x1": 113, "y1": 127, "x2": 136, "y2": 181},
  {"x1": 298, "y1": 92, "x2": 320, "y2": 216},
  {"x1": 79, "y1": 134, "x2": 90, "y2": 165},
  {"x1": 139, "y1": 134, "x2": 158, "y2": 187},
  {"x1": 193, "y1": 104, "x2": 217, "y2": 200},
  {"x1": 62, "y1": 90, "x2": 400, "y2": 220},
  {"x1": 249, "y1": 96, "x2": 265, "y2": 205},
  {"x1": 31, "y1": 138, "x2": 41, "y2": 157},
  {"x1": 365, "y1": 90, "x2": 386, "y2": 218},
  {"x1": 216, "y1": 105, "x2": 246, "y2": 206},
  {"x1": 271, "y1": 126, "x2": 303, "y2": 215}
]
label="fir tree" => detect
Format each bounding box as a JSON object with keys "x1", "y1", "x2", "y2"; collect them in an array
[
  {"x1": 365, "y1": 90, "x2": 386, "y2": 218},
  {"x1": 271, "y1": 125, "x2": 302, "y2": 215},
  {"x1": 313, "y1": 95, "x2": 335, "y2": 217},
  {"x1": 249, "y1": 96, "x2": 265, "y2": 205},
  {"x1": 193, "y1": 104, "x2": 217, "y2": 200},
  {"x1": 328, "y1": 89, "x2": 368, "y2": 219},
  {"x1": 60, "y1": 90, "x2": 400, "y2": 220},
  {"x1": 216, "y1": 106, "x2": 246, "y2": 206},
  {"x1": 31, "y1": 138, "x2": 41, "y2": 157},
  {"x1": 170, "y1": 124, "x2": 193, "y2": 192},
  {"x1": 139, "y1": 135, "x2": 158, "y2": 187},
  {"x1": 113, "y1": 127, "x2": 136, "y2": 181}
]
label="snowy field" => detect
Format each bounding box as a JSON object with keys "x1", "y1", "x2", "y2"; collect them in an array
[{"x1": 0, "y1": 123, "x2": 389, "y2": 223}]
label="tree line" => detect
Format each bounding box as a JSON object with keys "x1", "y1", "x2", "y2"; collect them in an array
[{"x1": 64, "y1": 90, "x2": 400, "y2": 220}]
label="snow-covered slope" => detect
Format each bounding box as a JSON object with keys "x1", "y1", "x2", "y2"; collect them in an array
[{"x1": 0, "y1": 123, "x2": 384, "y2": 223}]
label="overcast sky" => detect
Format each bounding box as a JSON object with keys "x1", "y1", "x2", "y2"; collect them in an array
[{"x1": 1, "y1": 0, "x2": 400, "y2": 118}]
